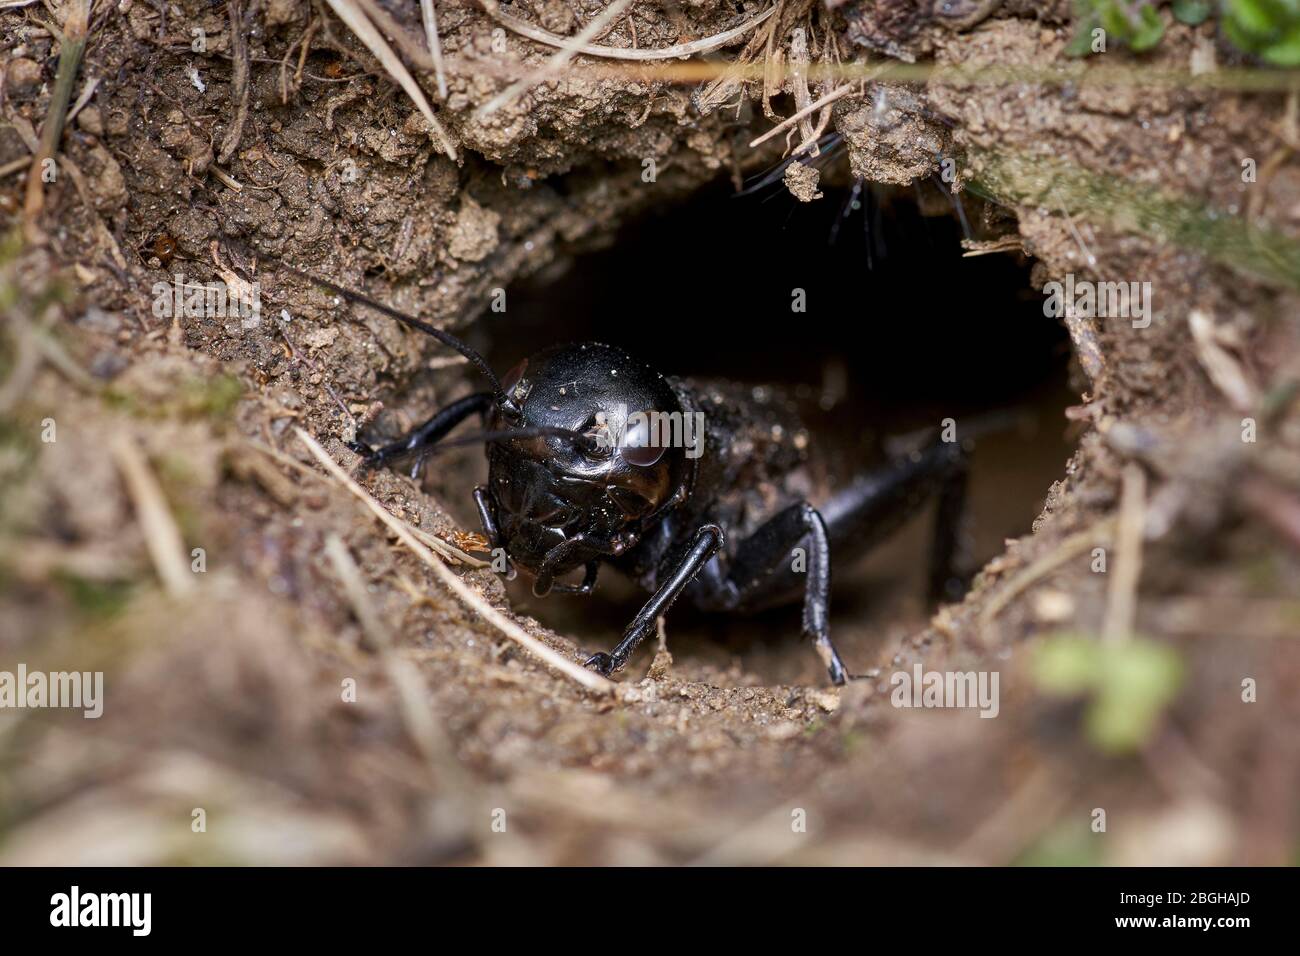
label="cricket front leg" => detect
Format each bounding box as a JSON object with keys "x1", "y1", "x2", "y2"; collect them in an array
[
  {"x1": 351, "y1": 391, "x2": 494, "y2": 476},
  {"x1": 584, "y1": 524, "x2": 725, "y2": 677},
  {"x1": 550, "y1": 561, "x2": 600, "y2": 594},
  {"x1": 473, "y1": 484, "x2": 503, "y2": 549}
]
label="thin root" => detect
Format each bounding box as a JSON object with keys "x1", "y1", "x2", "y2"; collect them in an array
[
  {"x1": 478, "y1": 0, "x2": 777, "y2": 62},
  {"x1": 296, "y1": 427, "x2": 615, "y2": 694}
]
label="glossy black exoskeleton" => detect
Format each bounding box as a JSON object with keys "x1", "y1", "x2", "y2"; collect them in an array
[{"x1": 295, "y1": 271, "x2": 970, "y2": 685}]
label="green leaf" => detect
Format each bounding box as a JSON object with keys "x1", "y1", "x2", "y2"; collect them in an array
[
  {"x1": 1172, "y1": 0, "x2": 1213, "y2": 24},
  {"x1": 1099, "y1": 3, "x2": 1133, "y2": 36},
  {"x1": 1089, "y1": 639, "x2": 1183, "y2": 752},
  {"x1": 1262, "y1": 23, "x2": 1300, "y2": 62},
  {"x1": 1222, "y1": 0, "x2": 1300, "y2": 63},
  {"x1": 1068, "y1": 1, "x2": 1104, "y2": 56},
  {"x1": 1016, "y1": 821, "x2": 1104, "y2": 867},
  {"x1": 1035, "y1": 634, "x2": 1184, "y2": 754},
  {"x1": 1130, "y1": 5, "x2": 1168, "y2": 49},
  {"x1": 1227, "y1": 0, "x2": 1283, "y2": 38},
  {"x1": 1106, "y1": 639, "x2": 1183, "y2": 700},
  {"x1": 1033, "y1": 634, "x2": 1103, "y2": 694},
  {"x1": 1066, "y1": 20, "x2": 1101, "y2": 56},
  {"x1": 1074, "y1": 1, "x2": 1169, "y2": 52},
  {"x1": 1088, "y1": 690, "x2": 1164, "y2": 752}
]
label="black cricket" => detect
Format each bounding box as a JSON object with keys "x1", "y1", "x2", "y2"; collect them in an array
[{"x1": 294, "y1": 270, "x2": 971, "y2": 685}]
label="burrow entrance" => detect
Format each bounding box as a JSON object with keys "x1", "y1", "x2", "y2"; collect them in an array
[{"x1": 470, "y1": 177, "x2": 1079, "y2": 684}]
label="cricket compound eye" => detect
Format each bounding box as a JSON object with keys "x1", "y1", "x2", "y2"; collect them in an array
[{"x1": 621, "y1": 412, "x2": 668, "y2": 467}]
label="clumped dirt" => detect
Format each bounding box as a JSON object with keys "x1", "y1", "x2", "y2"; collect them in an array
[{"x1": 2, "y1": 0, "x2": 1299, "y2": 865}]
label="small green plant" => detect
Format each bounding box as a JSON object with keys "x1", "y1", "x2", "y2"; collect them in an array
[
  {"x1": 1222, "y1": 0, "x2": 1300, "y2": 65},
  {"x1": 1069, "y1": 0, "x2": 1300, "y2": 64},
  {"x1": 1033, "y1": 633, "x2": 1183, "y2": 753},
  {"x1": 179, "y1": 373, "x2": 244, "y2": 420},
  {"x1": 1068, "y1": 0, "x2": 1167, "y2": 56},
  {"x1": 105, "y1": 372, "x2": 244, "y2": 422},
  {"x1": 1015, "y1": 820, "x2": 1105, "y2": 867},
  {"x1": 53, "y1": 571, "x2": 134, "y2": 619},
  {"x1": 1172, "y1": 0, "x2": 1215, "y2": 24}
]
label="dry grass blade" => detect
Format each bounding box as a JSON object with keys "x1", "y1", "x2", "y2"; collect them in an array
[
  {"x1": 327, "y1": 534, "x2": 482, "y2": 829},
  {"x1": 419, "y1": 0, "x2": 448, "y2": 99},
  {"x1": 955, "y1": 766, "x2": 1070, "y2": 864},
  {"x1": 978, "y1": 518, "x2": 1117, "y2": 635},
  {"x1": 23, "y1": 0, "x2": 90, "y2": 244},
  {"x1": 218, "y1": 0, "x2": 251, "y2": 163},
  {"x1": 693, "y1": 7, "x2": 774, "y2": 115},
  {"x1": 406, "y1": 523, "x2": 490, "y2": 568},
  {"x1": 748, "y1": 84, "x2": 852, "y2": 148},
  {"x1": 1101, "y1": 464, "x2": 1146, "y2": 645},
  {"x1": 1061, "y1": 310, "x2": 1104, "y2": 385},
  {"x1": 321, "y1": 0, "x2": 457, "y2": 160},
  {"x1": 0, "y1": 156, "x2": 34, "y2": 178},
  {"x1": 685, "y1": 802, "x2": 808, "y2": 866},
  {"x1": 65, "y1": 76, "x2": 100, "y2": 126},
  {"x1": 295, "y1": 427, "x2": 615, "y2": 694},
  {"x1": 347, "y1": 0, "x2": 436, "y2": 70},
  {"x1": 479, "y1": 0, "x2": 777, "y2": 62},
  {"x1": 111, "y1": 436, "x2": 196, "y2": 599},
  {"x1": 788, "y1": 29, "x2": 815, "y2": 149},
  {"x1": 0, "y1": 310, "x2": 97, "y2": 415},
  {"x1": 242, "y1": 437, "x2": 487, "y2": 566},
  {"x1": 1241, "y1": 476, "x2": 1300, "y2": 551},
  {"x1": 325, "y1": 533, "x2": 394, "y2": 651},
  {"x1": 479, "y1": 0, "x2": 633, "y2": 117},
  {"x1": 0, "y1": 320, "x2": 40, "y2": 416},
  {"x1": 31, "y1": 322, "x2": 100, "y2": 390},
  {"x1": 1189, "y1": 309, "x2": 1257, "y2": 412}
]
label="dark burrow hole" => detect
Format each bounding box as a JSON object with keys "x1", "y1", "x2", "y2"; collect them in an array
[{"x1": 467, "y1": 178, "x2": 1078, "y2": 684}]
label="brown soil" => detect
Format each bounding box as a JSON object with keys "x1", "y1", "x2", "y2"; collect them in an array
[{"x1": 2, "y1": 0, "x2": 1298, "y2": 865}]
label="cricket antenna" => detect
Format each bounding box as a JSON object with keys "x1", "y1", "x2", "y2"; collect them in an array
[
  {"x1": 415, "y1": 427, "x2": 598, "y2": 456},
  {"x1": 279, "y1": 265, "x2": 518, "y2": 413},
  {"x1": 356, "y1": 425, "x2": 598, "y2": 474}
]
